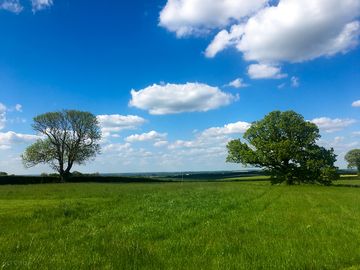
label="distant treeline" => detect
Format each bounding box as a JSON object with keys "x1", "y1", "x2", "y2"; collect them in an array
[
  {"x1": 0, "y1": 170, "x2": 357, "y2": 185},
  {"x1": 0, "y1": 175, "x2": 167, "y2": 185},
  {"x1": 163, "y1": 170, "x2": 264, "y2": 180}
]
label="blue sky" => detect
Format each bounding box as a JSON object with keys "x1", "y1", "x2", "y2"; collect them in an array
[{"x1": 0, "y1": 0, "x2": 359, "y2": 174}]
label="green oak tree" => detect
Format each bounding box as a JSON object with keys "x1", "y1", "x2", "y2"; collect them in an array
[
  {"x1": 22, "y1": 110, "x2": 101, "y2": 181},
  {"x1": 226, "y1": 111, "x2": 338, "y2": 185},
  {"x1": 345, "y1": 149, "x2": 360, "y2": 174}
]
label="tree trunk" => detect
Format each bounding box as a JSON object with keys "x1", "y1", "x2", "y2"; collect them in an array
[{"x1": 59, "y1": 171, "x2": 71, "y2": 183}]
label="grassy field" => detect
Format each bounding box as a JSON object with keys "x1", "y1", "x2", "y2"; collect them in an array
[{"x1": 1, "y1": 179, "x2": 360, "y2": 269}]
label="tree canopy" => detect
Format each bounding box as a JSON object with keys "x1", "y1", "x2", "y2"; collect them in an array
[
  {"x1": 22, "y1": 110, "x2": 101, "y2": 180},
  {"x1": 345, "y1": 149, "x2": 360, "y2": 174},
  {"x1": 226, "y1": 110, "x2": 338, "y2": 185}
]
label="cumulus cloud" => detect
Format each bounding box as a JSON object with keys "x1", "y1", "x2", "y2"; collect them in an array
[
  {"x1": 159, "y1": 0, "x2": 267, "y2": 37},
  {"x1": 205, "y1": 25, "x2": 244, "y2": 57},
  {"x1": 75, "y1": 120, "x2": 251, "y2": 172},
  {"x1": 168, "y1": 120, "x2": 250, "y2": 154},
  {"x1": 31, "y1": 0, "x2": 52, "y2": 12},
  {"x1": 154, "y1": 140, "x2": 168, "y2": 147},
  {"x1": 0, "y1": 103, "x2": 6, "y2": 130},
  {"x1": 352, "y1": 100, "x2": 360, "y2": 107},
  {"x1": 225, "y1": 78, "x2": 248, "y2": 88},
  {"x1": 206, "y1": 0, "x2": 360, "y2": 63},
  {"x1": 0, "y1": 0, "x2": 23, "y2": 13},
  {"x1": 318, "y1": 136, "x2": 359, "y2": 157},
  {"x1": 0, "y1": 131, "x2": 39, "y2": 149},
  {"x1": 15, "y1": 104, "x2": 22, "y2": 112},
  {"x1": 102, "y1": 142, "x2": 132, "y2": 153},
  {"x1": 201, "y1": 121, "x2": 251, "y2": 138},
  {"x1": 248, "y1": 64, "x2": 287, "y2": 79},
  {"x1": 311, "y1": 117, "x2": 357, "y2": 133},
  {"x1": 0, "y1": 0, "x2": 53, "y2": 13},
  {"x1": 97, "y1": 114, "x2": 146, "y2": 137},
  {"x1": 129, "y1": 82, "x2": 237, "y2": 115},
  {"x1": 125, "y1": 130, "x2": 167, "y2": 143}
]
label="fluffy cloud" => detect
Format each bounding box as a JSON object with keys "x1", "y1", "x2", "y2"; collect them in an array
[
  {"x1": 97, "y1": 114, "x2": 146, "y2": 137},
  {"x1": 201, "y1": 121, "x2": 251, "y2": 138},
  {"x1": 0, "y1": 0, "x2": 53, "y2": 13},
  {"x1": 248, "y1": 64, "x2": 287, "y2": 79},
  {"x1": 0, "y1": 0, "x2": 23, "y2": 13},
  {"x1": 311, "y1": 117, "x2": 357, "y2": 132},
  {"x1": 159, "y1": 0, "x2": 267, "y2": 37},
  {"x1": 168, "y1": 120, "x2": 250, "y2": 153},
  {"x1": 0, "y1": 131, "x2": 39, "y2": 149},
  {"x1": 205, "y1": 25, "x2": 244, "y2": 57},
  {"x1": 0, "y1": 103, "x2": 6, "y2": 130},
  {"x1": 153, "y1": 140, "x2": 168, "y2": 147},
  {"x1": 102, "y1": 142, "x2": 132, "y2": 153},
  {"x1": 318, "y1": 136, "x2": 359, "y2": 159},
  {"x1": 129, "y1": 83, "x2": 237, "y2": 115},
  {"x1": 206, "y1": 0, "x2": 360, "y2": 63},
  {"x1": 15, "y1": 104, "x2": 22, "y2": 112},
  {"x1": 31, "y1": 0, "x2": 52, "y2": 12},
  {"x1": 125, "y1": 130, "x2": 167, "y2": 143},
  {"x1": 226, "y1": 78, "x2": 248, "y2": 88},
  {"x1": 352, "y1": 100, "x2": 360, "y2": 107}
]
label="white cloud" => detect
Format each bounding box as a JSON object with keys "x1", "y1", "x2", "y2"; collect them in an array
[
  {"x1": 248, "y1": 63, "x2": 287, "y2": 79},
  {"x1": 0, "y1": 131, "x2": 39, "y2": 149},
  {"x1": 352, "y1": 131, "x2": 360, "y2": 136},
  {"x1": 0, "y1": 0, "x2": 53, "y2": 13},
  {"x1": 15, "y1": 104, "x2": 22, "y2": 112},
  {"x1": 291, "y1": 76, "x2": 300, "y2": 88},
  {"x1": 129, "y1": 82, "x2": 237, "y2": 115},
  {"x1": 352, "y1": 100, "x2": 360, "y2": 107},
  {"x1": 0, "y1": 0, "x2": 23, "y2": 13},
  {"x1": 318, "y1": 136, "x2": 359, "y2": 157},
  {"x1": 125, "y1": 130, "x2": 167, "y2": 143},
  {"x1": 201, "y1": 121, "x2": 251, "y2": 138},
  {"x1": 0, "y1": 103, "x2": 7, "y2": 130},
  {"x1": 311, "y1": 117, "x2": 357, "y2": 133},
  {"x1": 159, "y1": 0, "x2": 267, "y2": 37},
  {"x1": 31, "y1": 0, "x2": 53, "y2": 12},
  {"x1": 168, "y1": 120, "x2": 250, "y2": 159},
  {"x1": 97, "y1": 114, "x2": 146, "y2": 137},
  {"x1": 205, "y1": 25, "x2": 244, "y2": 57},
  {"x1": 102, "y1": 142, "x2": 132, "y2": 153},
  {"x1": 154, "y1": 140, "x2": 168, "y2": 147},
  {"x1": 225, "y1": 78, "x2": 248, "y2": 88},
  {"x1": 207, "y1": 0, "x2": 360, "y2": 63}
]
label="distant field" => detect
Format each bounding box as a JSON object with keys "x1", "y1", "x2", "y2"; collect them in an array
[
  {"x1": 335, "y1": 175, "x2": 360, "y2": 186},
  {"x1": 1, "y1": 179, "x2": 360, "y2": 269}
]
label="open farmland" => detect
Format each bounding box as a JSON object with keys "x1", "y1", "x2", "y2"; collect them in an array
[{"x1": 1, "y1": 177, "x2": 360, "y2": 269}]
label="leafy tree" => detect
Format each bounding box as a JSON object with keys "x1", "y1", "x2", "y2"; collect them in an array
[
  {"x1": 22, "y1": 110, "x2": 101, "y2": 181},
  {"x1": 226, "y1": 111, "x2": 338, "y2": 185},
  {"x1": 345, "y1": 149, "x2": 360, "y2": 174},
  {"x1": 0, "y1": 172, "x2": 7, "y2": 176}
]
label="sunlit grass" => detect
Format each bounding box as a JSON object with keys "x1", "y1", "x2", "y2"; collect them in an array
[{"x1": 1, "y1": 180, "x2": 360, "y2": 269}]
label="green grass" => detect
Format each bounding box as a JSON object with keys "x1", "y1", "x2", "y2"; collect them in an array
[
  {"x1": 335, "y1": 175, "x2": 360, "y2": 186},
  {"x1": 1, "y1": 180, "x2": 360, "y2": 269}
]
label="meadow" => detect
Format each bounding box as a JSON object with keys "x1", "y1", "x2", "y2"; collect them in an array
[{"x1": 1, "y1": 177, "x2": 360, "y2": 269}]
